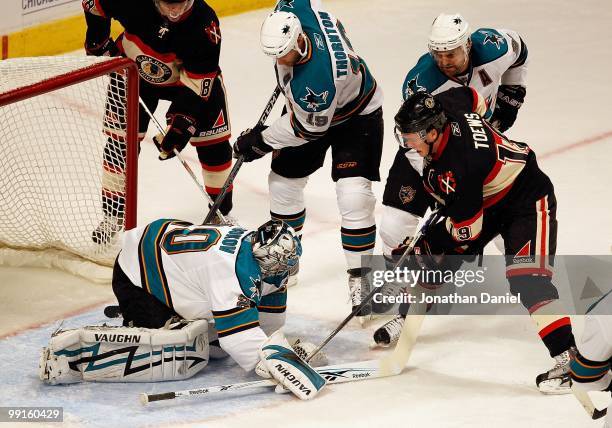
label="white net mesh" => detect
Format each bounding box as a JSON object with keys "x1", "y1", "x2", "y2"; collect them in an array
[{"x1": 0, "y1": 55, "x2": 137, "y2": 269}]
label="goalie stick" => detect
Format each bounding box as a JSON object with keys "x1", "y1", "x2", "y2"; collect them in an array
[
  {"x1": 572, "y1": 388, "x2": 607, "y2": 420},
  {"x1": 141, "y1": 359, "x2": 386, "y2": 404},
  {"x1": 203, "y1": 86, "x2": 282, "y2": 224},
  {"x1": 305, "y1": 207, "x2": 440, "y2": 376}
]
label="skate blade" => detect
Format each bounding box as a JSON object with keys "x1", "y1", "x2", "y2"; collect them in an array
[{"x1": 537, "y1": 377, "x2": 572, "y2": 395}]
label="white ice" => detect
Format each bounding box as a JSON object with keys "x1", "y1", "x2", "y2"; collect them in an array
[{"x1": 1, "y1": 0, "x2": 612, "y2": 426}]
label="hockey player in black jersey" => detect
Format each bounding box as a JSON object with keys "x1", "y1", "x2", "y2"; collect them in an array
[
  {"x1": 83, "y1": 0, "x2": 234, "y2": 244},
  {"x1": 392, "y1": 87, "x2": 576, "y2": 394}
]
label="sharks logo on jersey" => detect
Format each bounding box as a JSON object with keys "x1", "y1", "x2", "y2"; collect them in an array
[
  {"x1": 479, "y1": 30, "x2": 505, "y2": 49},
  {"x1": 301, "y1": 87, "x2": 329, "y2": 111},
  {"x1": 276, "y1": 0, "x2": 295, "y2": 8},
  {"x1": 404, "y1": 75, "x2": 426, "y2": 98},
  {"x1": 248, "y1": 277, "x2": 262, "y2": 300}
]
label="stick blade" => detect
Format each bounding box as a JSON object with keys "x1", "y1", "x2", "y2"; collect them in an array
[{"x1": 593, "y1": 407, "x2": 607, "y2": 420}]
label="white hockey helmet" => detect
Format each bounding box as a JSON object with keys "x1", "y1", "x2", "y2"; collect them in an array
[
  {"x1": 428, "y1": 13, "x2": 471, "y2": 52},
  {"x1": 260, "y1": 11, "x2": 307, "y2": 58},
  {"x1": 252, "y1": 220, "x2": 301, "y2": 276}
]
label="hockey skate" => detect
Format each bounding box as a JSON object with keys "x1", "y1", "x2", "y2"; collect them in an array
[
  {"x1": 348, "y1": 268, "x2": 372, "y2": 326},
  {"x1": 535, "y1": 347, "x2": 576, "y2": 394},
  {"x1": 372, "y1": 315, "x2": 405, "y2": 348},
  {"x1": 91, "y1": 216, "x2": 123, "y2": 245}
]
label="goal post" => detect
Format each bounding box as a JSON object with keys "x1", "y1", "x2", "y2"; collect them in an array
[{"x1": 0, "y1": 55, "x2": 139, "y2": 282}]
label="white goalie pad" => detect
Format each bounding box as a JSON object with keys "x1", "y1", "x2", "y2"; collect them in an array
[{"x1": 39, "y1": 319, "x2": 209, "y2": 384}]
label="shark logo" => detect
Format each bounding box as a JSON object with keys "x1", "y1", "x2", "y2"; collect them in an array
[
  {"x1": 479, "y1": 30, "x2": 505, "y2": 49},
  {"x1": 276, "y1": 0, "x2": 295, "y2": 8},
  {"x1": 404, "y1": 75, "x2": 426, "y2": 98},
  {"x1": 300, "y1": 87, "x2": 329, "y2": 111},
  {"x1": 249, "y1": 277, "x2": 261, "y2": 300}
]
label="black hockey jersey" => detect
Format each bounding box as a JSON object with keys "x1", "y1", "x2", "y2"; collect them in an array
[
  {"x1": 423, "y1": 87, "x2": 552, "y2": 251},
  {"x1": 83, "y1": 0, "x2": 222, "y2": 99}
]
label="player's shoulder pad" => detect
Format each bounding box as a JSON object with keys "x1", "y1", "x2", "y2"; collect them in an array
[
  {"x1": 402, "y1": 53, "x2": 447, "y2": 100},
  {"x1": 470, "y1": 28, "x2": 509, "y2": 66}
]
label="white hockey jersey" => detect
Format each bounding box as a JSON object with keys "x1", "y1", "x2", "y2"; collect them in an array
[
  {"x1": 117, "y1": 220, "x2": 288, "y2": 371},
  {"x1": 401, "y1": 27, "x2": 528, "y2": 173},
  {"x1": 571, "y1": 290, "x2": 612, "y2": 427},
  {"x1": 262, "y1": 0, "x2": 383, "y2": 149}
]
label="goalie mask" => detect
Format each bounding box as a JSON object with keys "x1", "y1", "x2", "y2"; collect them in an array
[
  {"x1": 260, "y1": 11, "x2": 308, "y2": 58},
  {"x1": 252, "y1": 220, "x2": 301, "y2": 276}
]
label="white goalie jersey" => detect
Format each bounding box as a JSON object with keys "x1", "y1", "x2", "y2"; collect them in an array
[{"x1": 117, "y1": 220, "x2": 288, "y2": 370}]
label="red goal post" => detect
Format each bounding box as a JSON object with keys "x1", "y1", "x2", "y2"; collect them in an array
[{"x1": 0, "y1": 56, "x2": 139, "y2": 282}]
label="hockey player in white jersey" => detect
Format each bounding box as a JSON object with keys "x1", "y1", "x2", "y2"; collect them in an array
[
  {"x1": 571, "y1": 291, "x2": 612, "y2": 426},
  {"x1": 233, "y1": 0, "x2": 384, "y2": 322},
  {"x1": 376, "y1": 12, "x2": 530, "y2": 343},
  {"x1": 39, "y1": 219, "x2": 326, "y2": 400}
]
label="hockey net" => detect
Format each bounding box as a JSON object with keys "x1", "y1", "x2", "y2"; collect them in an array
[{"x1": 0, "y1": 55, "x2": 139, "y2": 282}]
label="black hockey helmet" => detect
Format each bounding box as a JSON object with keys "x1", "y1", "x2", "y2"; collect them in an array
[{"x1": 394, "y1": 92, "x2": 447, "y2": 147}]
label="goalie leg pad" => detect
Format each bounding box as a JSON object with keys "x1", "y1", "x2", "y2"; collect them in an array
[
  {"x1": 39, "y1": 319, "x2": 209, "y2": 384},
  {"x1": 258, "y1": 330, "x2": 326, "y2": 400}
]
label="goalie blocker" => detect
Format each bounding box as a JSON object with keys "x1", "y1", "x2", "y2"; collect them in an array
[{"x1": 39, "y1": 319, "x2": 208, "y2": 384}]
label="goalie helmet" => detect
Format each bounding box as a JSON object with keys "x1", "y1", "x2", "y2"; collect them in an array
[
  {"x1": 252, "y1": 220, "x2": 301, "y2": 276},
  {"x1": 260, "y1": 11, "x2": 308, "y2": 58},
  {"x1": 394, "y1": 92, "x2": 447, "y2": 148},
  {"x1": 153, "y1": 0, "x2": 194, "y2": 22},
  {"x1": 428, "y1": 13, "x2": 471, "y2": 53}
]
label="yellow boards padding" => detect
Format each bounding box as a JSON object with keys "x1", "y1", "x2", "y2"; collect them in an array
[{"x1": 2, "y1": 0, "x2": 275, "y2": 59}]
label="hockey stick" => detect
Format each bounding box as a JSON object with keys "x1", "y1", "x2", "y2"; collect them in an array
[
  {"x1": 140, "y1": 359, "x2": 385, "y2": 404},
  {"x1": 572, "y1": 388, "x2": 607, "y2": 420},
  {"x1": 305, "y1": 207, "x2": 440, "y2": 367},
  {"x1": 203, "y1": 86, "x2": 282, "y2": 224},
  {"x1": 137, "y1": 98, "x2": 227, "y2": 224}
]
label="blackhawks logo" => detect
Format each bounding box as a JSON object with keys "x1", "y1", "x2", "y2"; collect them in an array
[{"x1": 437, "y1": 171, "x2": 456, "y2": 194}]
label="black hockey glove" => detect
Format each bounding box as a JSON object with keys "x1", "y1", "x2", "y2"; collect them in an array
[
  {"x1": 490, "y1": 85, "x2": 526, "y2": 133},
  {"x1": 233, "y1": 125, "x2": 272, "y2": 162},
  {"x1": 153, "y1": 114, "x2": 197, "y2": 161},
  {"x1": 85, "y1": 37, "x2": 120, "y2": 57}
]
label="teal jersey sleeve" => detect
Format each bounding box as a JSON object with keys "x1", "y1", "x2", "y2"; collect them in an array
[
  {"x1": 402, "y1": 54, "x2": 448, "y2": 100},
  {"x1": 234, "y1": 238, "x2": 264, "y2": 305}
]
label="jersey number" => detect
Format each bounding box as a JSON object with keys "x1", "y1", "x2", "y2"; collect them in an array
[
  {"x1": 162, "y1": 227, "x2": 221, "y2": 254},
  {"x1": 495, "y1": 137, "x2": 530, "y2": 164}
]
